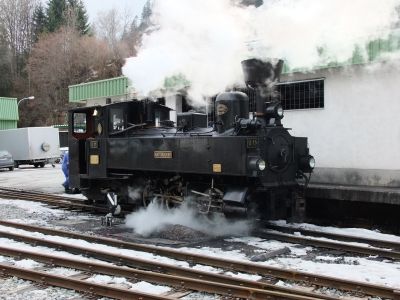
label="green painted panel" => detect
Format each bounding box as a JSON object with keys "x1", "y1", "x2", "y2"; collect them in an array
[
  {"x1": 68, "y1": 76, "x2": 129, "y2": 102},
  {"x1": 0, "y1": 120, "x2": 17, "y2": 130},
  {"x1": 0, "y1": 97, "x2": 18, "y2": 121},
  {"x1": 283, "y1": 31, "x2": 400, "y2": 74}
]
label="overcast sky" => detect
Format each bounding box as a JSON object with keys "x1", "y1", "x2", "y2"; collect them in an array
[
  {"x1": 39, "y1": 1, "x2": 148, "y2": 24},
  {"x1": 82, "y1": 0, "x2": 148, "y2": 23}
]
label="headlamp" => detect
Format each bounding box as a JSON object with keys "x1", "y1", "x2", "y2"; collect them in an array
[
  {"x1": 265, "y1": 103, "x2": 284, "y2": 119},
  {"x1": 249, "y1": 157, "x2": 267, "y2": 171},
  {"x1": 308, "y1": 156, "x2": 315, "y2": 169},
  {"x1": 277, "y1": 105, "x2": 284, "y2": 118},
  {"x1": 257, "y1": 159, "x2": 266, "y2": 171}
]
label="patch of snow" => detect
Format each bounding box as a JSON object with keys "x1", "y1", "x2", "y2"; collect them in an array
[
  {"x1": 191, "y1": 264, "x2": 223, "y2": 274},
  {"x1": 58, "y1": 193, "x2": 87, "y2": 200},
  {"x1": 226, "y1": 236, "x2": 311, "y2": 256},
  {"x1": 45, "y1": 267, "x2": 81, "y2": 277},
  {"x1": 263, "y1": 256, "x2": 400, "y2": 287},
  {"x1": 131, "y1": 281, "x2": 171, "y2": 294},
  {"x1": 13, "y1": 259, "x2": 43, "y2": 269},
  {"x1": 87, "y1": 274, "x2": 129, "y2": 285},
  {"x1": 0, "y1": 277, "x2": 81, "y2": 300},
  {"x1": 224, "y1": 271, "x2": 262, "y2": 281},
  {"x1": 181, "y1": 292, "x2": 219, "y2": 299},
  {"x1": 271, "y1": 220, "x2": 400, "y2": 243},
  {"x1": 178, "y1": 245, "x2": 247, "y2": 261},
  {"x1": 0, "y1": 199, "x2": 64, "y2": 216},
  {"x1": 275, "y1": 280, "x2": 293, "y2": 287}
]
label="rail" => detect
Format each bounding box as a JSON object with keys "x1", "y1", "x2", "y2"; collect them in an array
[{"x1": 0, "y1": 220, "x2": 396, "y2": 299}]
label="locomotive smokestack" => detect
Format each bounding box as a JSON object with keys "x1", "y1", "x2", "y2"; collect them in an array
[{"x1": 241, "y1": 58, "x2": 283, "y2": 116}]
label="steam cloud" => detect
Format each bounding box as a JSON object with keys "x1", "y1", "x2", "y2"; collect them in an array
[
  {"x1": 123, "y1": 0, "x2": 400, "y2": 102},
  {"x1": 125, "y1": 201, "x2": 252, "y2": 237}
]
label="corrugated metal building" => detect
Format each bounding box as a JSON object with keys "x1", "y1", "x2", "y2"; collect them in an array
[
  {"x1": 0, "y1": 97, "x2": 18, "y2": 130},
  {"x1": 69, "y1": 76, "x2": 130, "y2": 106}
]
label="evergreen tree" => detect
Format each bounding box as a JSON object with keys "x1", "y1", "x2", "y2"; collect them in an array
[
  {"x1": 67, "y1": 0, "x2": 90, "y2": 35},
  {"x1": 46, "y1": 0, "x2": 67, "y2": 32},
  {"x1": 45, "y1": 0, "x2": 90, "y2": 35},
  {"x1": 32, "y1": 3, "x2": 47, "y2": 41},
  {"x1": 139, "y1": 0, "x2": 152, "y2": 31}
]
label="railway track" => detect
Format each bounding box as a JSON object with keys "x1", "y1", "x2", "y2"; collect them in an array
[
  {"x1": 0, "y1": 245, "x2": 329, "y2": 300},
  {"x1": 0, "y1": 186, "x2": 100, "y2": 210},
  {"x1": 4, "y1": 186, "x2": 398, "y2": 260},
  {"x1": 0, "y1": 263, "x2": 170, "y2": 300},
  {"x1": 264, "y1": 223, "x2": 400, "y2": 250},
  {"x1": 0, "y1": 224, "x2": 334, "y2": 300},
  {"x1": 0, "y1": 188, "x2": 399, "y2": 298},
  {"x1": 0, "y1": 187, "x2": 400, "y2": 255},
  {"x1": 0, "y1": 187, "x2": 85, "y2": 202},
  {"x1": 0, "y1": 220, "x2": 397, "y2": 299},
  {"x1": 254, "y1": 229, "x2": 400, "y2": 261},
  {"x1": 0, "y1": 186, "x2": 117, "y2": 215}
]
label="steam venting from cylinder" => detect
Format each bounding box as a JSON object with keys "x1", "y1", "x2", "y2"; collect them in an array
[{"x1": 241, "y1": 58, "x2": 284, "y2": 116}]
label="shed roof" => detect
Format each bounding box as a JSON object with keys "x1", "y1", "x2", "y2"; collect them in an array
[
  {"x1": 68, "y1": 76, "x2": 129, "y2": 103},
  {"x1": 0, "y1": 97, "x2": 18, "y2": 121}
]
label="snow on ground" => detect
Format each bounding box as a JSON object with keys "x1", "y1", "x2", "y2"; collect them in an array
[
  {"x1": 170, "y1": 236, "x2": 400, "y2": 287},
  {"x1": 1, "y1": 162, "x2": 400, "y2": 296},
  {"x1": 86, "y1": 274, "x2": 172, "y2": 294},
  {"x1": 0, "y1": 199, "x2": 65, "y2": 217},
  {"x1": 266, "y1": 255, "x2": 400, "y2": 287},
  {"x1": 0, "y1": 165, "x2": 65, "y2": 194},
  {"x1": 0, "y1": 224, "x2": 193, "y2": 268},
  {"x1": 0, "y1": 277, "x2": 82, "y2": 300},
  {"x1": 271, "y1": 219, "x2": 400, "y2": 243},
  {"x1": 130, "y1": 281, "x2": 171, "y2": 294}
]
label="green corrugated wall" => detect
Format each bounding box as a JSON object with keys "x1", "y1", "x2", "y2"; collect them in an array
[
  {"x1": 69, "y1": 76, "x2": 129, "y2": 102},
  {"x1": 0, "y1": 97, "x2": 18, "y2": 130},
  {"x1": 283, "y1": 31, "x2": 400, "y2": 73},
  {"x1": 0, "y1": 120, "x2": 17, "y2": 130}
]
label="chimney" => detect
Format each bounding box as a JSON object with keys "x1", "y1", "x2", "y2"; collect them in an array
[{"x1": 241, "y1": 58, "x2": 283, "y2": 116}]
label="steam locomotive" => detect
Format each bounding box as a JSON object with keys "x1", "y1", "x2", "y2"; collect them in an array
[{"x1": 68, "y1": 59, "x2": 314, "y2": 220}]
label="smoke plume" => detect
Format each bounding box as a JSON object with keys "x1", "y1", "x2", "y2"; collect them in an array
[
  {"x1": 124, "y1": 201, "x2": 252, "y2": 237},
  {"x1": 123, "y1": 0, "x2": 400, "y2": 102}
]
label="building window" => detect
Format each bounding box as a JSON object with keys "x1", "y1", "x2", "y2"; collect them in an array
[{"x1": 277, "y1": 79, "x2": 324, "y2": 110}]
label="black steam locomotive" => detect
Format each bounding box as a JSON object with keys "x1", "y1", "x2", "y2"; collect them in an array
[{"x1": 68, "y1": 59, "x2": 314, "y2": 220}]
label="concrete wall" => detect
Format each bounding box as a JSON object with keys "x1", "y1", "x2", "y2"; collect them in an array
[
  {"x1": 281, "y1": 62, "x2": 400, "y2": 187},
  {"x1": 165, "y1": 94, "x2": 183, "y2": 123}
]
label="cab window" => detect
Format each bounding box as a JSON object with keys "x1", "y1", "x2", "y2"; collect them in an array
[
  {"x1": 73, "y1": 113, "x2": 87, "y2": 133},
  {"x1": 110, "y1": 108, "x2": 125, "y2": 132}
]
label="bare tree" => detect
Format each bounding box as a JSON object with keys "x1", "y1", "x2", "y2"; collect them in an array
[
  {"x1": 0, "y1": 0, "x2": 37, "y2": 78},
  {"x1": 26, "y1": 26, "x2": 122, "y2": 126},
  {"x1": 94, "y1": 7, "x2": 135, "y2": 72},
  {"x1": 0, "y1": 23, "x2": 12, "y2": 95}
]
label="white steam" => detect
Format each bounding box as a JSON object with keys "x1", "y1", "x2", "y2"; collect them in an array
[
  {"x1": 123, "y1": 0, "x2": 399, "y2": 101},
  {"x1": 124, "y1": 201, "x2": 252, "y2": 237},
  {"x1": 128, "y1": 186, "x2": 143, "y2": 202}
]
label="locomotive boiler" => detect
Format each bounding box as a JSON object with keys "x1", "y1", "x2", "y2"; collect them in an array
[{"x1": 68, "y1": 58, "x2": 315, "y2": 221}]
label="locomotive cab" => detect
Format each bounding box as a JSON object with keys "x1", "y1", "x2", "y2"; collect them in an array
[{"x1": 69, "y1": 100, "x2": 173, "y2": 189}]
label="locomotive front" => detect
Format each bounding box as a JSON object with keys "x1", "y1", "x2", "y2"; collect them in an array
[{"x1": 68, "y1": 58, "x2": 314, "y2": 221}]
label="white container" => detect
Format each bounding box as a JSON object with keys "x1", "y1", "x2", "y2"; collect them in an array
[{"x1": 0, "y1": 127, "x2": 60, "y2": 167}]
